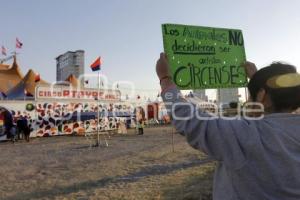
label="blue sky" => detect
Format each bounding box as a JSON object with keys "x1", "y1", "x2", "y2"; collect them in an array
[{"x1": 1, "y1": 0, "x2": 300, "y2": 98}]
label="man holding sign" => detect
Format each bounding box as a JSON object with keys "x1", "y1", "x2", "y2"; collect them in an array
[{"x1": 157, "y1": 24, "x2": 300, "y2": 200}]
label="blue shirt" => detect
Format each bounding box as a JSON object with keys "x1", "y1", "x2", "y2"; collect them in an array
[{"x1": 162, "y1": 88, "x2": 300, "y2": 200}]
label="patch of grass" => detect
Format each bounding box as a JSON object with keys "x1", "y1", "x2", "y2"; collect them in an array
[{"x1": 161, "y1": 163, "x2": 215, "y2": 200}]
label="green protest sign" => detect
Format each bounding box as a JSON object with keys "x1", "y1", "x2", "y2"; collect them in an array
[{"x1": 162, "y1": 24, "x2": 247, "y2": 89}]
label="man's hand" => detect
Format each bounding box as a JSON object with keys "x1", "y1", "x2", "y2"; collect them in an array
[
  {"x1": 156, "y1": 53, "x2": 171, "y2": 80},
  {"x1": 156, "y1": 53, "x2": 175, "y2": 91},
  {"x1": 243, "y1": 61, "x2": 257, "y2": 79}
]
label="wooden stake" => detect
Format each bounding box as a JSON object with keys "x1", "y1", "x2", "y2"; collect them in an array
[{"x1": 171, "y1": 127, "x2": 175, "y2": 153}]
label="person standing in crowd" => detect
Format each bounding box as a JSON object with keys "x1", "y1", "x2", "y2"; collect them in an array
[
  {"x1": 136, "y1": 106, "x2": 145, "y2": 135},
  {"x1": 17, "y1": 115, "x2": 30, "y2": 142},
  {"x1": 3, "y1": 110, "x2": 14, "y2": 139},
  {"x1": 156, "y1": 53, "x2": 300, "y2": 200}
]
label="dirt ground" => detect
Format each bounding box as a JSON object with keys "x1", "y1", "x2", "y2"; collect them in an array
[{"x1": 0, "y1": 126, "x2": 215, "y2": 200}]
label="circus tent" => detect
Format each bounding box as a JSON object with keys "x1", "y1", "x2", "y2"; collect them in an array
[
  {"x1": 65, "y1": 74, "x2": 81, "y2": 87},
  {"x1": 0, "y1": 57, "x2": 23, "y2": 94},
  {"x1": 0, "y1": 56, "x2": 91, "y2": 100},
  {"x1": 0, "y1": 63, "x2": 10, "y2": 70},
  {"x1": 6, "y1": 69, "x2": 49, "y2": 100}
]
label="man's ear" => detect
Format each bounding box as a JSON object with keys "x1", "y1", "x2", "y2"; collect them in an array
[{"x1": 256, "y1": 88, "x2": 266, "y2": 103}]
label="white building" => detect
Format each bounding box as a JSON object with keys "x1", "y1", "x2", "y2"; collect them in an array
[
  {"x1": 56, "y1": 50, "x2": 84, "y2": 84},
  {"x1": 193, "y1": 89, "x2": 208, "y2": 101},
  {"x1": 217, "y1": 88, "x2": 239, "y2": 104}
]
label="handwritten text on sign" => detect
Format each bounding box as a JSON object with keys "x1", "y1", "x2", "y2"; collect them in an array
[{"x1": 162, "y1": 24, "x2": 247, "y2": 89}]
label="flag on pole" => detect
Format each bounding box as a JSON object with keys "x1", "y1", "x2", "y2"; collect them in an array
[
  {"x1": 16, "y1": 38, "x2": 23, "y2": 49},
  {"x1": 1, "y1": 46, "x2": 7, "y2": 56},
  {"x1": 90, "y1": 57, "x2": 102, "y2": 71}
]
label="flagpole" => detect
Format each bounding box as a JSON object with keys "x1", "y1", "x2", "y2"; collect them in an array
[
  {"x1": 97, "y1": 71, "x2": 100, "y2": 147},
  {"x1": 171, "y1": 127, "x2": 175, "y2": 153},
  {"x1": 244, "y1": 87, "x2": 248, "y2": 102},
  {"x1": 91, "y1": 56, "x2": 102, "y2": 147}
]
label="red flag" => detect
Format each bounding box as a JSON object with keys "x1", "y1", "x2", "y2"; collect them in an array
[
  {"x1": 90, "y1": 57, "x2": 102, "y2": 71},
  {"x1": 35, "y1": 73, "x2": 40, "y2": 82},
  {"x1": 1, "y1": 46, "x2": 6, "y2": 56},
  {"x1": 16, "y1": 38, "x2": 23, "y2": 49}
]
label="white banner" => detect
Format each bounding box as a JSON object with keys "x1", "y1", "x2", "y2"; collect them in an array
[{"x1": 36, "y1": 86, "x2": 121, "y2": 101}]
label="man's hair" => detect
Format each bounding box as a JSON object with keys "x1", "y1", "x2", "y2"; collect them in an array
[
  {"x1": 247, "y1": 63, "x2": 296, "y2": 100},
  {"x1": 247, "y1": 62, "x2": 299, "y2": 111},
  {"x1": 268, "y1": 85, "x2": 300, "y2": 112}
]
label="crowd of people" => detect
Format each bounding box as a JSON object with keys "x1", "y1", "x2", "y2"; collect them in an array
[{"x1": 0, "y1": 108, "x2": 31, "y2": 142}]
